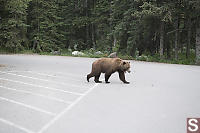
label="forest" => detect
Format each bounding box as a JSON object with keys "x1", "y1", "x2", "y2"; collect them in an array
[{"x1": 0, "y1": 0, "x2": 200, "y2": 65}]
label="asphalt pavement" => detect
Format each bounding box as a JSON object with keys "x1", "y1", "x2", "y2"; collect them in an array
[{"x1": 0, "y1": 54, "x2": 200, "y2": 133}]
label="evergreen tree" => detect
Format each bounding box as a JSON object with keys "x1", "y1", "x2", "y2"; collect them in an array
[
  {"x1": 27, "y1": 0, "x2": 61, "y2": 52},
  {"x1": 0, "y1": 0, "x2": 30, "y2": 52},
  {"x1": 0, "y1": 0, "x2": 199, "y2": 64}
]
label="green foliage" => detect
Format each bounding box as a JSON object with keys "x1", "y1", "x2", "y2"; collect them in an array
[
  {"x1": 0, "y1": 0, "x2": 199, "y2": 65},
  {"x1": 0, "y1": 0, "x2": 30, "y2": 52}
]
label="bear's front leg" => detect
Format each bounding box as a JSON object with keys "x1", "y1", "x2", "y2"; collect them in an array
[{"x1": 118, "y1": 70, "x2": 130, "y2": 84}]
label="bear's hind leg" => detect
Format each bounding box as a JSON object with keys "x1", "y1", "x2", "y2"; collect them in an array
[
  {"x1": 94, "y1": 73, "x2": 102, "y2": 83},
  {"x1": 118, "y1": 70, "x2": 129, "y2": 84},
  {"x1": 87, "y1": 73, "x2": 94, "y2": 82}
]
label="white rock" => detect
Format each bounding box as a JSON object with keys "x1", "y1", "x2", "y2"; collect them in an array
[
  {"x1": 95, "y1": 51, "x2": 103, "y2": 55},
  {"x1": 72, "y1": 51, "x2": 85, "y2": 56}
]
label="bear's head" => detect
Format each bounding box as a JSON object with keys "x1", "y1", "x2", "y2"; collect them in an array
[{"x1": 120, "y1": 61, "x2": 131, "y2": 73}]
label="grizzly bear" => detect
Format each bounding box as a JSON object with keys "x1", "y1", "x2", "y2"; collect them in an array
[{"x1": 87, "y1": 58, "x2": 131, "y2": 84}]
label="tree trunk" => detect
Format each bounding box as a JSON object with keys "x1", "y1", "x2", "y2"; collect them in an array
[
  {"x1": 175, "y1": 18, "x2": 179, "y2": 60},
  {"x1": 156, "y1": 34, "x2": 159, "y2": 54},
  {"x1": 109, "y1": 2, "x2": 113, "y2": 53},
  {"x1": 92, "y1": 23, "x2": 96, "y2": 49},
  {"x1": 92, "y1": 0, "x2": 96, "y2": 49},
  {"x1": 166, "y1": 36, "x2": 171, "y2": 59},
  {"x1": 196, "y1": 28, "x2": 200, "y2": 65},
  {"x1": 37, "y1": 0, "x2": 39, "y2": 38},
  {"x1": 186, "y1": 17, "x2": 191, "y2": 58},
  {"x1": 113, "y1": 34, "x2": 117, "y2": 47},
  {"x1": 85, "y1": 0, "x2": 89, "y2": 46},
  {"x1": 118, "y1": 31, "x2": 129, "y2": 54},
  {"x1": 130, "y1": 44, "x2": 137, "y2": 57},
  {"x1": 159, "y1": 21, "x2": 164, "y2": 59}
]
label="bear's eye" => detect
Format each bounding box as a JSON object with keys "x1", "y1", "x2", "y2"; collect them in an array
[{"x1": 123, "y1": 62, "x2": 126, "y2": 65}]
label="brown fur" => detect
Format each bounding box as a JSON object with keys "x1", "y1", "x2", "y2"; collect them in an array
[{"x1": 87, "y1": 58, "x2": 130, "y2": 84}]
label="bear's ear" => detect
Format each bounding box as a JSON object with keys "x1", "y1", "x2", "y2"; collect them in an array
[{"x1": 123, "y1": 62, "x2": 126, "y2": 65}]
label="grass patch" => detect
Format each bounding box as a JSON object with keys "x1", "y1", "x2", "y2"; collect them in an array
[
  {"x1": 0, "y1": 48, "x2": 196, "y2": 65},
  {"x1": 133, "y1": 52, "x2": 196, "y2": 65}
]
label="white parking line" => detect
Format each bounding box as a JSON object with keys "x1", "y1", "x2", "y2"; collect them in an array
[
  {"x1": 7, "y1": 70, "x2": 57, "y2": 78},
  {"x1": 0, "y1": 78, "x2": 84, "y2": 96},
  {"x1": 0, "y1": 71, "x2": 52, "y2": 82},
  {"x1": 0, "y1": 71, "x2": 86, "y2": 89},
  {"x1": 0, "y1": 85, "x2": 71, "y2": 104},
  {"x1": 7, "y1": 70, "x2": 83, "y2": 82},
  {"x1": 0, "y1": 118, "x2": 35, "y2": 133},
  {"x1": 21, "y1": 71, "x2": 57, "y2": 78},
  {"x1": 0, "y1": 96, "x2": 56, "y2": 116},
  {"x1": 38, "y1": 83, "x2": 99, "y2": 133}
]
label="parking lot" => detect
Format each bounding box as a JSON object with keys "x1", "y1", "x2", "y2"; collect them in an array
[{"x1": 0, "y1": 54, "x2": 200, "y2": 133}]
